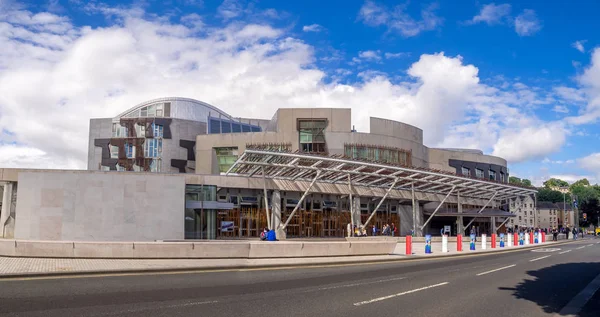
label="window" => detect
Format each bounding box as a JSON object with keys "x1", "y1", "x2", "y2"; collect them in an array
[
  {"x1": 475, "y1": 168, "x2": 484, "y2": 178},
  {"x1": 215, "y1": 147, "x2": 239, "y2": 173},
  {"x1": 519, "y1": 216, "x2": 522, "y2": 221},
  {"x1": 112, "y1": 123, "x2": 128, "y2": 137},
  {"x1": 150, "y1": 160, "x2": 161, "y2": 173},
  {"x1": 530, "y1": 203, "x2": 532, "y2": 208},
  {"x1": 136, "y1": 123, "x2": 146, "y2": 137},
  {"x1": 344, "y1": 144, "x2": 411, "y2": 166},
  {"x1": 152, "y1": 123, "x2": 163, "y2": 138},
  {"x1": 500, "y1": 172, "x2": 505, "y2": 182},
  {"x1": 110, "y1": 145, "x2": 119, "y2": 158},
  {"x1": 124, "y1": 143, "x2": 135, "y2": 158},
  {"x1": 461, "y1": 167, "x2": 470, "y2": 176},
  {"x1": 298, "y1": 119, "x2": 327, "y2": 153},
  {"x1": 489, "y1": 170, "x2": 496, "y2": 180},
  {"x1": 145, "y1": 139, "x2": 162, "y2": 157},
  {"x1": 116, "y1": 164, "x2": 126, "y2": 172}
]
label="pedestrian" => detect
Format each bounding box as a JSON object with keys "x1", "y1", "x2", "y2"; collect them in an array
[
  {"x1": 565, "y1": 227, "x2": 570, "y2": 240},
  {"x1": 391, "y1": 223, "x2": 396, "y2": 237},
  {"x1": 372, "y1": 225, "x2": 377, "y2": 236},
  {"x1": 440, "y1": 227, "x2": 444, "y2": 236}
]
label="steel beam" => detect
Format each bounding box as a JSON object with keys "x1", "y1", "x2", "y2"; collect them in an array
[
  {"x1": 420, "y1": 186, "x2": 456, "y2": 230},
  {"x1": 464, "y1": 192, "x2": 498, "y2": 230},
  {"x1": 282, "y1": 170, "x2": 321, "y2": 230},
  {"x1": 224, "y1": 152, "x2": 247, "y2": 175},
  {"x1": 362, "y1": 178, "x2": 399, "y2": 229},
  {"x1": 496, "y1": 216, "x2": 511, "y2": 233},
  {"x1": 348, "y1": 174, "x2": 354, "y2": 229},
  {"x1": 261, "y1": 167, "x2": 271, "y2": 230}
]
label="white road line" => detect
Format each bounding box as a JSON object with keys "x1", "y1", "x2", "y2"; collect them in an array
[
  {"x1": 95, "y1": 301, "x2": 218, "y2": 316},
  {"x1": 476, "y1": 264, "x2": 517, "y2": 276},
  {"x1": 576, "y1": 246, "x2": 586, "y2": 250},
  {"x1": 311, "y1": 276, "x2": 406, "y2": 292},
  {"x1": 353, "y1": 282, "x2": 449, "y2": 306},
  {"x1": 530, "y1": 255, "x2": 551, "y2": 262},
  {"x1": 558, "y1": 271, "x2": 600, "y2": 316},
  {"x1": 587, "y1": 244, "x2": 594, "y2": 246},
  {"x1": 559, "y1": 250, "x2": 572, "y2": 254}
]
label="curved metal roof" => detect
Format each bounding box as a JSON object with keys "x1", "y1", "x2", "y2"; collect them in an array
[{"x1": 114, "y1": 97, "x2": 233, "y2": 121}]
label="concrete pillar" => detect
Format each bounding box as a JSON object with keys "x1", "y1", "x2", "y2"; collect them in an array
[
  {"x1": 491, "y1": 216, "x2": 496, "y2": 234},
  {"x1": 272, "y1": 190, "x2": 281, "y2": 230},
  {"x1": 353, "y1": 197, "x2": 362, "y2": 227},
  {"x1": 414, "y1": 202, "x2": 424, "y2": 237},
  {"x1": 1, "y1": 182, "x2": 13, "y2": 238}
]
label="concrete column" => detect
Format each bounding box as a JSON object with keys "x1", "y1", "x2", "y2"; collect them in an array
[
  {"x1": 353, "y1": 197, "x2": 362, "y2": 227},
  {"x1": 415, "y1": 202, "x2": 424, "y2": 237},
  {"x1": 491, "y1": 216, "x2": 496, "y2": 234},
  {"x1": 272, "y1": 190, "x2": 281, "y2": 230},
  {"x1": 1, "y1": 182, "x2": 13, "y2": 238},
  {"x1": 457, "y1": 191, "x2": 464, "y2": 236}
]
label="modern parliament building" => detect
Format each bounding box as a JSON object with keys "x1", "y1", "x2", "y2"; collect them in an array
[{"x1": 0, "y1": 97, "x2": 537, "y2": 241}]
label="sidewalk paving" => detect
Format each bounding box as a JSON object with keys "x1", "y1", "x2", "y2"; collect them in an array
[{"x1": 0, "y1": 240, "x2": 570, "y2": 278}]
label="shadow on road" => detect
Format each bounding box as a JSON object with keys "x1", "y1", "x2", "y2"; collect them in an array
[{"x1": 499, "y1": 262, "x2": 600, "y2": 315}]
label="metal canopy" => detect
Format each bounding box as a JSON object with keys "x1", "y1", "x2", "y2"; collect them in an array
[{"x1": 225, "y1": 150, "x2": 537, "y2": 201}]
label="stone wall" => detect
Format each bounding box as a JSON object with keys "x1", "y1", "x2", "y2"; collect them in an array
[{"x1": 14, "y1": 171, "x2": 186, "y2": 241}]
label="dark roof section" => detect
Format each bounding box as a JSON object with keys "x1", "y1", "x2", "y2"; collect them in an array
[{"x1": 537, "y1": 201, "x2": 558, "y2": 209}]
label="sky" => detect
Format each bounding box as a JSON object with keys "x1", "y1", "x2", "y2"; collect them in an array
[{"x1": 0, "y1": 0, "x2": 600, "y2": 186}]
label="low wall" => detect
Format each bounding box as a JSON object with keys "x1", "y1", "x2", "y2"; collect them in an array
[{"x1": 0, "y1": 239, "x2": 396, "y2": 259}]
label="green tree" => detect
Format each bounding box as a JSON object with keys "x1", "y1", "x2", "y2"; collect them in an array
[
  {"x1": 537, "y1": 187, "x2": 571, "y2": 204},
  {"x1": 543, "y1": 178, "x2": 569, "y2": 189},
  {"x1": 579, "y1": 197, "x2": 600, "y2": 227},
  {"x1": 509, "y1": 176, "x2": 521, "y2": 185},
  {"x1": 571, "y1": 185, "x2": 598, "y2": 204},
  {"x1": 521, "y1": 179, "x2": 532, "y2": 187},
  {"x1": 571, "y1": 178, "x2": 591, "y2": 188}
]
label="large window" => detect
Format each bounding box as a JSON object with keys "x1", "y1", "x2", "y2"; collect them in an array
[
  {"x1": 110, "y1": 145, "x2": 119, "y2": 158},
  {"x1": 344, "y1": 144, "x2": 412, "y2": 166},
  {"x1": 489, "y1": 170, "x2": 496, "y2": 180},
  {"x1": 461, "y1": 167, "x2": 470, "y2": 176},
  {"x1": 125, "y1": 143, "x2": 135, "y2": 158},
  {"x1": 298, "y1": 119, "x2": 327, "y2": 153},
  {"x1": 475, "y1": 168, "x2": 484, "y2": 178},
  {"x1": 112, "y1": 123, "x2": 128, "y2": 137},
  {"x1": 152, "y1": 123, "x2": 163, "y2": 138},
  {"x1": 215, "y1": 147, "x2": 239, "y2": 173},
  {"x1": 145, "y1": 139, "x2": 162, "y2": 157},
  {"x1": 139, "y1": 103, "x2": 170, "y2": 118}
]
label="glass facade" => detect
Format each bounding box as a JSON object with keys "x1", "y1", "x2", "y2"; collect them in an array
[
  {"x1": 144, "y1": 139, "x2": 162, "y2": 157},
  {"x1": 344, "y1": 144, "x2": 412, "y2": 166},
  {"x1": 215, "y1": 147, "x2": 239, "y2": 173},
  {"x1": 185, "y1": 185, "x2": 217, "y2": 240},
  {"x1": 298, "y1": 119, "x2": 327, "y2": 153},
  {"x1": 208, "y1": 116, "x2": 262, "y2": 134}
]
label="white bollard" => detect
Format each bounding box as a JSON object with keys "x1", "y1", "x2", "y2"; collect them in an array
[
  {"x1": 481, "y1": 234, "x2": 487, "y2": 250},
  {"x1": 442, "y1": 234, "x2": 448, "y2": 253},
  {"x1": 525, "y1": 233, "x2": 530, "y2": 245},
  {"x1": 508, "y1": 234, "x2": 513, "y2": 247}
]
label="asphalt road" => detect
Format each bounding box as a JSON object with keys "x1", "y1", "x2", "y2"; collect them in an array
[{"x1": 1, "y1": 238, "x2": 599, "y2": 317}]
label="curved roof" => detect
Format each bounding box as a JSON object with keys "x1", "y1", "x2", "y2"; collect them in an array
[{"x1": 114, "y1": 97, "x2": 234, "y2": 122}]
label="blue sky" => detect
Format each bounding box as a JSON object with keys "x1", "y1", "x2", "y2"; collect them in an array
[{"x1": 1, "y1": 0, "x2": 600, "y2": 185}]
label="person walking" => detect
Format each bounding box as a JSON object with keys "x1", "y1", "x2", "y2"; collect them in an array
[{"x1": 372, "y1": 225, "x2": 377, "y2": 236}]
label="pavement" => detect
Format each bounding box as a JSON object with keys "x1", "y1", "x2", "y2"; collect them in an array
[
  {"x1": 0, "y1": 239, "x2": 567, "y2": 277},
  {"x1": 0, "y1": 237, "x2": 598, "y2": 316}
]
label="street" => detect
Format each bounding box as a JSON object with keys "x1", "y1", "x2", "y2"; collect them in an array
[{"x1": 0, "y1": 238, "x2": 599, "y2": 317}]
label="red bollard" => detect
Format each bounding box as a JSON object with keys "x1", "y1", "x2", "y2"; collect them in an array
[
  {"x1": 491, "y1": 234, "x2": 496, "y2": 248},
  {"x1": 530, "y1": 232, "x2": 534, "y2": 244},
  {"x1": 542, "y1": 232, "x2": 546, "y2": 243},
  {"x1": 406, "y1": 235, "x2": 412, "y2": 255},
  {"x1": 457, "y1": 234, "x2": 463, "y2": 251},
  {"x1": 514, "y1": 233, "x2": 519, "y2": 246}
]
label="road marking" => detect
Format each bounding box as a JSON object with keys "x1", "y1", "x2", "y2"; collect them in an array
[
  {"x1": 587, "y1": 244, "x2": 594, "y2": 246},
  {"x1": 353, "y1": 282, "x2": 449, "y2": 306},
  {"x1": 558, "y1": 271, "x2": 600, "y2": 316},
  {"x1": 576, "y1": 246, "x2": 586, "y2": 250},
  {"x1": 530, "y1": 255, "x2": 551, "y2": 262},
  {"x1": 476, "y1": 264, "x2": 517, "y2": 276},
  {"x1": 93, "y1": 301, "x2": 218, "y2": 316},
  {"x1": 308, "y1": 276, "x2": 406, "y2": 292},
  {"x1": 531, "y1": 248, "x2": 560, "y2": 253},
  {"x1": 559, "y1": 250, "x2": 572, "y2": 254}
]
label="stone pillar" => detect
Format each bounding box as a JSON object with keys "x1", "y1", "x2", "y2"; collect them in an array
[
  {"x1": 353, "y1": 197, "x2": 362, "y2": 227},
  {"x1": 414, "y1": 201, "x2": 424, "y2": 237},
  {"x1": 1, "y1": 182, "x2": 13, "y2": 238},
  {"x1": 491, "y1": 216, "x2": 496, "y2": 235},
  {"x1": 272, "y1": 190, "x2": 281, "y2": 230}
]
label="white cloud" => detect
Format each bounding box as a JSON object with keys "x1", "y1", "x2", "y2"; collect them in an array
[
  {"x1": 470, "y1": 3, "x2": 512, "y2": 25},
  {"x1": 217, "y1": 0, "x2": 244, "y2": 20},
  {"x1": 384, "y1": 52, "x2": 410, "y2": 59},
  {"x1": 358, "y1": 50, "x2": 381, "y2": 61},
  {"x1": 572, "y1": 40, "x2": 586, "y2": 53},
  {"x1": 542, "y1": 157, "x2": 575, "y2": 164},
  {"x1": 554, "y1": 86, "x2": 586, "y2": 103},
  {"x1": 302, "y1": 24, "x2": 323, "y2": 32},
  {"x1": 358, "y1": 1, "x2": 443, "y2": 37},
  {"x1": 552, "y1": 105, "x2": 569, "y2": 113},
  {"x1": 515, "y1": 9, "x2": 542, "y2": 36},
  {"x1": 491, "y1": 123, "x2": 566, "y2": 163},
  {"x1": 0, "y1": 4, "x2": 570, "y2": 169},
  {"x1": 566, "y1": 48, "x2": 600, "y2": 124},
  {"x1": 579, "y1": 153, "x2": 600, "y2": 176}
]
